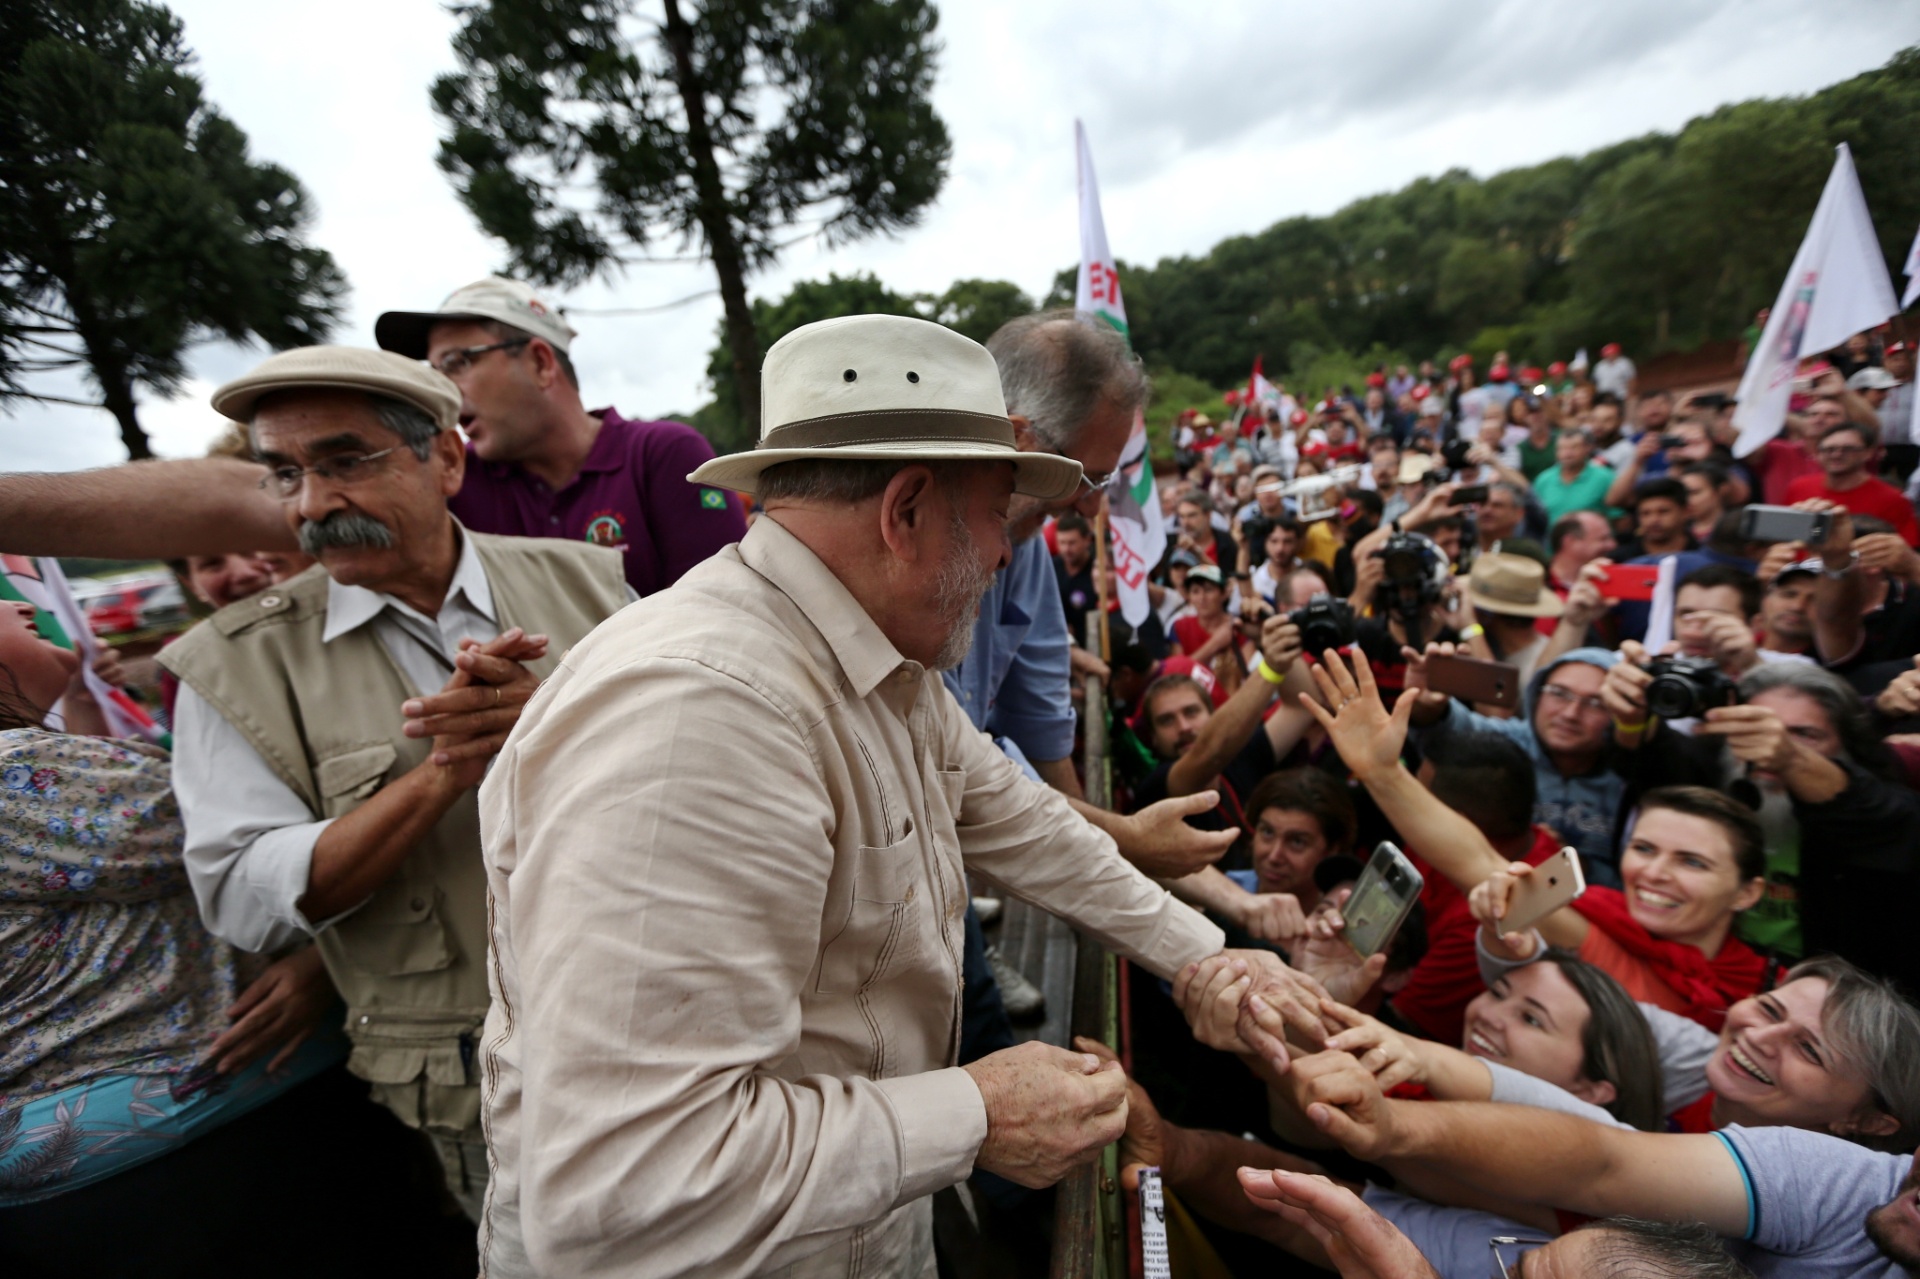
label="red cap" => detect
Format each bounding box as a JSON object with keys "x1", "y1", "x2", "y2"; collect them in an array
[
  {"x1": 1410, "y1": 383, "x2": 1431, "y2": 401},
  {"x1": 1519, "y1": 365, "x2": 1544, "y2": 384},
  {"x1": 1888, "y1": 340, "x2": 1912, "y2": 355},
  {"x1": 1449, "y1": 353, "x2": 1474, "y2": 372},
  {"x1": 1602, "y1": 342, "x2": 1623, "y2": 358},
  {"x1": 1302, "y1": 441, "x2": 1330, "y2": 458},
  {"x1": 1319, "y1": 398, "x2": 1343, "y2": 415},
  {"x1": 1290, "y1": 409, "x2": 1308, "y2": 426},
  {"x1": 1366, "y1": 371, "x2": 1386, "y2": 388},
  {"x1": 1489, "y1": 362, "x2": 1511, "y2": 382},
  {"x1": 1547, "y1": 360, "x2": 1567, "y2": 377}
]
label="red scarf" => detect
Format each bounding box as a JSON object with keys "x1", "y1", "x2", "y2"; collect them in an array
[{"x1": 1571, "y1": 886, "x2": 1766, "y2": 1032}]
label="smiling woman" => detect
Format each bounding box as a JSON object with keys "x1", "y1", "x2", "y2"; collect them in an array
[{"x1": 1470, "y1": 786, "x2": 1769, "y2": 1031}]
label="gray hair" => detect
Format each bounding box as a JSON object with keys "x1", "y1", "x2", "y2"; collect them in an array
[
  {"x1": 1584, "y1": 1218, "x2": 1753, "y2": 1277},
  {"x1": 757, "y1": 458, "x2": 975, "y2": 506},
  {"x1": 986, "y1": 310, "x2": 1148, "y2": 452},
  {"x1": 248, "y1": 391, "x2": 440, "y2": 461},
  {"x1": 1736, "y1": 661, "x2": 1885, "y2": 772},
  {"x1": 1781, "y1": 954, "x2": 1920, "y2": 1153}
]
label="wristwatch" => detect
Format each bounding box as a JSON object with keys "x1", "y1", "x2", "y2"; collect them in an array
[{"x1": 1821, "y1": 551, "x2": 1860, "y2": 579}]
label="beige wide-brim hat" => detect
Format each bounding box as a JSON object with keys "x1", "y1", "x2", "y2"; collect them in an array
[
  {"x1": 687, "y1": 314, "x2": 1083, "y2": 500},
  {"x1": 1460, "y1": 552, "x2": 1565, "y2": 619},
  {"x1": 210, "y1": 346, "x2": 461, "y2": 432},
  {"x1": 375, "y1": 276, "x2": 578, "y2": 359}
]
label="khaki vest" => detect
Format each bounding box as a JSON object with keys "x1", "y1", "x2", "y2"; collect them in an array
[{"x1": 160, "y1": 530, "x2": 627, "y2": 1135}]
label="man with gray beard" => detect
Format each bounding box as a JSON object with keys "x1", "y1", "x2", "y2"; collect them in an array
[
  {"x1": 157, "y1": 347, "x2": 629, "y2": 1221},
  {"x1": 474, "y1": 316, "x2": 1328, "y2": 1278}
]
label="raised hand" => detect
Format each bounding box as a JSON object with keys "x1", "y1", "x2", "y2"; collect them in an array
[{"x1": 1299, "y1": 647, "x2": 1415, "y2": 783}]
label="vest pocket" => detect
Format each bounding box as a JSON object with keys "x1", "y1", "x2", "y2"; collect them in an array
[
  {"x1": 316, "y1": 742, "x2": 399, "y2": 816},
  {"x1": 337, "y1": 886, "x2": 453, "y2": 976},
  {"x1": 816, "y1": 828, "x2": 920, "y2": 995},
  {"x1": 344, "y1": 1008, "x2": 483, "y2": 1134}
]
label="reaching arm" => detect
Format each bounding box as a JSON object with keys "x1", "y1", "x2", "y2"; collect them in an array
[
  {"x1": 1166, "y1": 616, "x2": 1305, "y2": 797},
  {"x1": 1295, "y1": 650, "x2": 1508, "y2": 896},
  {"x1": 0, "y1": 458, "x2": 296, "y2": 557},
  {"x1": 1287, "y1": 1051, "x2": 1751, "y2": 1233}
]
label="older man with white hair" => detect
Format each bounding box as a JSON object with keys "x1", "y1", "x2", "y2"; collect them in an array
[{"x1": 476, "y1": 315, "x2": 1326, "y2": 1277}]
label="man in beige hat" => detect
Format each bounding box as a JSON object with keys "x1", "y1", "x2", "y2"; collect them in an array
[
  {"x1": 377, "y1": 276, "x2": 748, "y2": 598},
  {"x1": 157, "y1": 346, "x2": 630, "y2": 1219},
  {"x1": 476, "y1": 314, "x2": 1329, "y2": 1277},
  {"x1": 1458, "y1": 550, "x2": 1564, "y2": 686}
]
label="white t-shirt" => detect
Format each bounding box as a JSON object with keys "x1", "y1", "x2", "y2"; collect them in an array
[{"x1": 1594, "y1": 356, "x2": 1637, "y2": 400}]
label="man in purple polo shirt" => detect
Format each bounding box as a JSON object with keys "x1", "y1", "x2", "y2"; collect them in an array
[{"x1": 376, "y1": 277, "x2": 747, "y2": 596}]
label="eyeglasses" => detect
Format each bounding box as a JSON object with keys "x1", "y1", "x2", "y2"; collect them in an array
[
  {"x1": 258, "y1": 447, "x2": 402, "y2": 499},
  {"x1": 1489, "y1": 1234, "x2": 1551, "y2": 1278},
  {"x1": 1816, "y1": 443, "x2": 1865, "y2": 458},
  {"x1": 1539, "y1": 683, "x2": 1607, "y2": 714},
  {"x1": 1050, "y1": 449, "x2": 1118, "y2": 497},
  {"x1": 430, "y1": 337, "x2": 529, "y2": 377}
]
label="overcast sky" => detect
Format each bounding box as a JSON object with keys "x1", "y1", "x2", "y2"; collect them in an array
[{"x1": 9, "y1": 0, "x2": 1920, "y2": 472}]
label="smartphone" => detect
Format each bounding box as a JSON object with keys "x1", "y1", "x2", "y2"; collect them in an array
[
  {"x1": 1343, "y1": 842, "x2": 1424, "y2": 959},
  {"x1": 1452, "y1": 483, "x2": 1490, "y2": 505},
  {"x1": 1596, "y1": 563, "x2": 1660, "y2": 602},
  {"x1": 1424, "y1": 652, "x2": 1521, "y2": 709},
  {"x1": 1739, "y1": 505, "x2": 1831, "y2": 545},
  {"x1": 1658, "y1": 434, "x2": 1687, "y2": 448},
  {"x1": 1500, "y1": 847, "x2": 1587, "y2": 936}
]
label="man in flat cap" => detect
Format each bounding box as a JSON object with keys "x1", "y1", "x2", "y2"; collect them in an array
[
  {"x1": 478, "y1": 314, "x2": 1327, "y2": 1277},
  {"x1": 376, "y1": 276, "x2": 748, "y2": 597},
  {"x1": 158, "y1": 347, "x2": 629, "y2": 1218}
]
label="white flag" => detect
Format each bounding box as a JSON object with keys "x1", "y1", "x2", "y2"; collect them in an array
[
  {"x1": 1902, "y1": 220, "x2": 1920, "y2": 310},
  {"x1": 1074, "y1": 121, "x2": 1164, "y2": 628},
  {"x1": 1733, "y1": 144, "x2": 1900, "y2": 457},
  {"x1": 1074, "y1": 119, "x2": 1128, "y2": 340}
]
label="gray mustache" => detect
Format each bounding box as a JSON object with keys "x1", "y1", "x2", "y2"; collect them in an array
[{"x1": 298, "y1": 511, "x2": 395, "y2": 554}]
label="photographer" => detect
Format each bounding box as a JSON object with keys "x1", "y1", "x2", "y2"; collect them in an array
[{"x1": 1346, "y1": 527, "x2": 1468, "y2": 697}]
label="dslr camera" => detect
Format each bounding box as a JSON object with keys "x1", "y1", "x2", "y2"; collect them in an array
[
  {"x1": 1439, "y1": 438, "x2": 1474, "y2": 473},
  {"x1": 1643, "y1": 656, "x2": 1740, "y2": 720},
  {"x1": 1288, "y1": 592, "x2": 1357, "y2": 655}
]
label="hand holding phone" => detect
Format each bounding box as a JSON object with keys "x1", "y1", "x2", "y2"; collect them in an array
[
  {"x1": 1343, "y1": 842, "x2": 1424, "y2": 959},
  {"x1": 1498, "y1": 848, "x2": 1586, "y2": 935},
  {"x1": 1596, "y1": 563, "x2": 1660, "y2": 602}
]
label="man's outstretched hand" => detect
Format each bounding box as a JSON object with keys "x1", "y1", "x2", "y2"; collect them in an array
[
  {"x1": 1118, "y1": 791, "x2": 1239, "y2": 878},
  {"x1": 1237, "y1": 1169, "x2": 1440, "y2": 1279}
]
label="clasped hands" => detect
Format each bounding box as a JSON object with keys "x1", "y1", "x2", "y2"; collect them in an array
[{"x1": 400, "y1": 626, "x2": 548, "y2": 788}]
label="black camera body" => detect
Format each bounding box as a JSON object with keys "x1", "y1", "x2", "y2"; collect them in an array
[
  {"x1": 1440, "y1": 438, "x2": 1474, "y2": 472},
  {"x1": 1643, "y1": 656, "x2": 1740, "y2": 720},
  {"x1": 1288, "y1": 592, "x2": 1357, "y2": 655}
]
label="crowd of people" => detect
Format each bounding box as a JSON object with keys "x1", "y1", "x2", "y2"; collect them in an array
[{"x1": 2, "y1": 285, "x2": 1920, "y2": 1279}]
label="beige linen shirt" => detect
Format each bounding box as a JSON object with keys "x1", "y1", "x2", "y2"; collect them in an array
[{"x1": 477, "y1": 515, "x2": 1223, "y2": 1278}]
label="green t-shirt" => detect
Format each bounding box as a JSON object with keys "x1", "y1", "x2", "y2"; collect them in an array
[
  {"x1": 1736, "y1": 791, "x2": 1802, "y2": 959},
  {"x1": 1532, "y1": 463, "x2": 1616, "y2": 525},
  {"x1": 1518, "y1": 433, "x2": 1560, "y2": 482}
]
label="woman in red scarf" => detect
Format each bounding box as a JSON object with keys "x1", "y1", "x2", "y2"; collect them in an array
[{"x1": 1470, "y1": 787, "x2": 1768, "y2": 1031}]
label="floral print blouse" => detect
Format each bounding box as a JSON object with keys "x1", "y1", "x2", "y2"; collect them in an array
[{"x1": 0, "y1": 729, "x2": 264, "y2": 1108}]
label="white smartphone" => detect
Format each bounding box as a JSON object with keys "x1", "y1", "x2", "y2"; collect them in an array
[
  {"x1": 1343, "y1": 842, "x2": 1424, "y2": 959},
  {"x1": 1500, "y1": 847, "x2": 1586, "y2": 936}
]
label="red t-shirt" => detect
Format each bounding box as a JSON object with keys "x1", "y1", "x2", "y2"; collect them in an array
[
  {"x1": 1784, "y1": 474, "x2": 1920, "y2": 546},
  {"x1": 1751, "y1": 437, "x2": 1822, "y2": 506},
  {"x1": 1172, "y1": 614, "x2": 1218, "y2": 656},
  {"x1": 1390, "y1": 827, "x2": 1562, "y2": 1046}
]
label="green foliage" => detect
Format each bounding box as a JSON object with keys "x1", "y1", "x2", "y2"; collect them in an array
[
  {"x1": 0, "y1": 0, "x2": 346, "y2": 458},
  {"x1": 691, "y1": 271, "x2": 1034, "y2": 451},
  {"x1": 1142, "y1": 366, "x2": 1226, "y2": 464},
  {"x1": 1090, "y1": 47, "x2": 1920, "y2": 389},
  {"x1": 433, "y1": 0, "x2": 951, "y2": 433}
]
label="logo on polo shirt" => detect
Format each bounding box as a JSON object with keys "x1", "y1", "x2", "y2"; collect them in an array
[
  {"x1": 584, "y1": 511, "x2": 628, "y2": 551},
  {"x1": 699, "y1": 488, "x2": 728, "y2": 511}
]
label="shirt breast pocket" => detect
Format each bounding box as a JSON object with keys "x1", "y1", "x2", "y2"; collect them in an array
[{"x1": 816, "y1": 823, "x2": 921, "y2": 995}]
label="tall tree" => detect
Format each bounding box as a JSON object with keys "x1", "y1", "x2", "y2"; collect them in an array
[
  {"x1": 0, "y1": 0, "x2": 347, "y2": 459},
  {"x1": 434, "y1": 0, "x2": 951, "y2": 439}
]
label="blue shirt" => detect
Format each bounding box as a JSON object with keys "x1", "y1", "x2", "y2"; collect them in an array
[{"x1": 942, "y1": 537, "x2": 1076, "y2": 767}]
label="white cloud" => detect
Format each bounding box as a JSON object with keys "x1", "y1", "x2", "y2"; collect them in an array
[{"x1": 6, "y1": 0, "x2": 1918, "y2": 471}]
